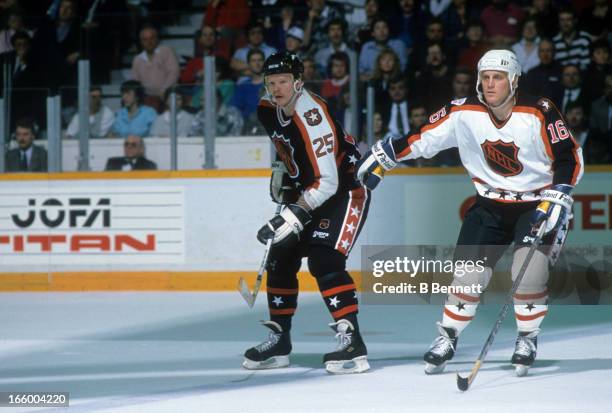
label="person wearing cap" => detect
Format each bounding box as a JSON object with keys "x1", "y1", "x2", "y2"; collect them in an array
[
  {"x1": 284, "y1": 26, "x2": 305, "y2": 58},
  {"x1": 356, "y1": 49, "x2": 583, "y2": 377}
]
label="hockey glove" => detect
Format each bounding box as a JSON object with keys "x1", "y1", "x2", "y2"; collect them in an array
[
  {"x1": 269, "y1": 161, "x2": 300, "y2": 204},
  {"x1": 531, "y1": 184, "x2": 573, "y2": 235},
  {"x1": 257, "y1": 204, "x2": 312, "y2": 247},
  {"x1": 355, "y1": 137, "x2": 397, "y2": 190}
]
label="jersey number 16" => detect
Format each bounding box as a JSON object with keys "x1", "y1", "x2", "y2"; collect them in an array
[{"x1": 547, "y1": 120, "x2": 570, "y2": 144}]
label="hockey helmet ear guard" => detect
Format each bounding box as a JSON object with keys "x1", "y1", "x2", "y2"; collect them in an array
[
  {"x1": 263, "y1": 78, "x2": 304, "y2": 106},
  {"x1": 476, "y1": 49, "x2": 521, "y2": 108},
  {"x1": 293, "y1": 79, "x2": 303, "y2": 94}
]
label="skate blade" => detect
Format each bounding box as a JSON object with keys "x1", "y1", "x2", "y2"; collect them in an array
[
  {"x1": 325, "y1": 356, "x2": 370, "y2": 374},
  {"x1": 424, "y1": 361, "x2": 447, "y2": 375},
  {"x1": 513, "y1": 364, "x2": 530, "y2": 377},
  {"x1": 242, "y1": 355, "x2": 290, "y2": 370}
]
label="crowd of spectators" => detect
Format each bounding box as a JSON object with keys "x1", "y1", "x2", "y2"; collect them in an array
[{"x1": 1, "y1": 0, "x2": 611, "y2": 171}]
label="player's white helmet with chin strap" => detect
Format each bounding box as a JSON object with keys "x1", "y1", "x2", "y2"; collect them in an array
[{"x1": 476, "y1": 49, "x2": 521, "y2": 108}]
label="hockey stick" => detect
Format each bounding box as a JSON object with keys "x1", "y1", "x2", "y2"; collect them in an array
[
  {"x1": 238, "y1": 203, "x2": 283, "y2": 308},
  {"x1": 456, "y1": 220, "x2": 547, "y2": 391}
]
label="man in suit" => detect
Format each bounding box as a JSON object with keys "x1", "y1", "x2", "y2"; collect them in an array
[
  {"x1": 105, "y1": 135, "x2": 157, "y2": 171},
  {"x1": 30, "y1": 0, "x2": 81, "y2": 107},
  {"x1": 558, "y1": 64, "x2": 589, "y2": 113},
  {"x1": 450, "y1": 67, "x2": 473, "y2": 101},
  {"x1": 5, "y1": 117, "x2": 47, "y2": 172},
  {"x1": 413, "y1": 44, "x2": 453, "y2": 113},
  {"x1": 382, "y1": 76, "x2": 411, "y2": 137},
  {"x1": 589, "y1": 73, "x2": 612, "y2": 162},
  {"x1": 0, "y1": 30, "x2": 45, "y2": 132},
  {"x1": 524, "y1": 39, "x2": 562, "y2": 102}
]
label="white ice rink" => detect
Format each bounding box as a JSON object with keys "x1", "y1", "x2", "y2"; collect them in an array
[{"x1": 1, "y1": 292, "x2": 611, "y2": 413}]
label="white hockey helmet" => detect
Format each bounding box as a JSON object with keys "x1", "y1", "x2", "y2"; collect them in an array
[{"x1": 476, "y1": 49, "x2": 521, "y2": 107}]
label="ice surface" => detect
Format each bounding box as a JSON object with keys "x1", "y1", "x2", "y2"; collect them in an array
[{"x1": 1, "y1": 292, "x2": 611, "y2": 412}]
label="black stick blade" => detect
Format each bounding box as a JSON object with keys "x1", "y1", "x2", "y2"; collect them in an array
[{"x1": 457, "y1": 373, "x2": 470, "y2": 392}]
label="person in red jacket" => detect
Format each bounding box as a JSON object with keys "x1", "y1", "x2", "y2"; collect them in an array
[{"x1": 202, "y1": 0, "x2": 250, "y2": 58}]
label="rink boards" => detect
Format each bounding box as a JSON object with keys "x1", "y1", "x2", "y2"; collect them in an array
[{"x1": 1, "y1": 167, "x2": 611, "y2": 291}]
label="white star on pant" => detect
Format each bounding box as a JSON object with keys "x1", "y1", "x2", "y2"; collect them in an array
[
  {"x1": 346, "y1": 222, "x2": 356, "y2": 234},
  {"x1": 272, "y1": 296, "x2": 284, "y2": 306},
  {"x1": 340, "y1": 239, "x2": 350, "y2": 250},
  {"x1": 329, "y1": 296, "x2": 341, "y2": 308},
  {"x1": 348, "y1": 154, "x2": 358, "y2": 165},
  {"x1": 350, "y1": 206, "x2": 361, "y2": 217}
]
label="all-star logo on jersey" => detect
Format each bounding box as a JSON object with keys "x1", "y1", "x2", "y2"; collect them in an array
[
  {"x1": 481, "y1": 140, "x2": 524, "y2": 177},
  {"x1": 537, "y1": 98, "x2": 552, "y2": 113},
  {"x1": 271, "y1": 131, "x2": 299, "y2": 178},
  {"x1": 304, "y1": 108, "x2": 322, "y2": 126}
]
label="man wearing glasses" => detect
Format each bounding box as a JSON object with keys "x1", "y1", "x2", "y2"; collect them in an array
[{"x1": 104, "y1": 135, "x2": 157, "y2": 171}]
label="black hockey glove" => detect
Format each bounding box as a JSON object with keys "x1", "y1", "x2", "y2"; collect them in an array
[
  {"x1": 530, "y1": 184, "x2": 573, "y2": 235},
  {"x1": 269, "y1": 161, "x2": 300, "y2": 204},
  {"x1": 355, "y1": 137, "x2": 397, "y2": 190},
  {"x1": 257, "y1": 204, "x2": 312, "y2": 247}
]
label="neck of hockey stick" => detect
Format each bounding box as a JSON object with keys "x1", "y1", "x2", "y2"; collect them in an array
[
  {"x1": 459, "y1": 221, "x2": 547, "y2": 389},
  {"x1": 475, "y1": 222, "x2": 546, "y2": 362},
  {"x1": 255, "y1": 237, "x2": 274, "y2": 284},
  {"x1": 238, "y1": 203, "x2": 284, "y2": 307},
  {"x1": 253, "y1": 203, "x2": 283, "y2": 285}
]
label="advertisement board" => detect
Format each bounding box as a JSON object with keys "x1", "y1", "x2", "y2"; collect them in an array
[
  {"x1": 0, "y1": 186, "x2": 185, "y2": 265},
  {"x1": 1, "y1": 168, "x2": 610, "y2": 289}
]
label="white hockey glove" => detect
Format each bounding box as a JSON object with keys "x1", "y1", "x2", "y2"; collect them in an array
[
  {"x1": 355, "y1": 137, "x2": 397, "y2": 190},
  {"x1": 257, "y1": 204, "x2": 312, "y2": 247},
  {"x1": 531, "y1": 184, "x2": 573, "y2": 235}
]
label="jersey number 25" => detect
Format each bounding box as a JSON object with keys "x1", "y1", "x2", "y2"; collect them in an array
[{"x1": 314, "y1": 133, "x2": 334, "y2": 158}]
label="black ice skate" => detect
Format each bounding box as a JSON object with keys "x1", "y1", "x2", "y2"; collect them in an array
[
  {"x1": 424, "y1": 322, "x2": 458, "y2": 374},
  {"x1": 511, "y1": 329, "x2": 539, "y2": 377},
  {"x1": 323, "y1": 319, "x2": 370, "y2": 374},
  {"x1": 243, "y1": 321, "x2": 291, "y2": 370}
]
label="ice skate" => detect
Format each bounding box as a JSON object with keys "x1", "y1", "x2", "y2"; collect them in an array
[
  {"x1": 512, "y1": 329, "x2": 539, "y2": 377},
  {"x1": 424, "y1": 322, "x2": 458, "y2": 374},
  {"x1": 323, "y1": 319, "x2": 370, "y2": 374},
  {"x1": 243, "y1": 321, "x2": 291, "y2": 370}
]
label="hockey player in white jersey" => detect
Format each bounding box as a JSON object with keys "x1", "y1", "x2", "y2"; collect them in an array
[{"x1": 356, "y1": 50, "x2": 583, "y2": 376}]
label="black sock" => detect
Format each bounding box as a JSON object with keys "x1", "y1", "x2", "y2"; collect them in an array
[
  {"x1": 267, "y1": 277, "x2": 298, "y2": 333},
  {"x1": 316, "y1": 271, "x2": 360, "y2": 331}
]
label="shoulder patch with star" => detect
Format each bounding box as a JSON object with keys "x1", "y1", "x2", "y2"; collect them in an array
[
  {"x1": 304, "y1": 108, "x2": 322, "y2": 126},
  {"x1": 537, "y1": 98, "x2": 552, "y2": 113}
]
